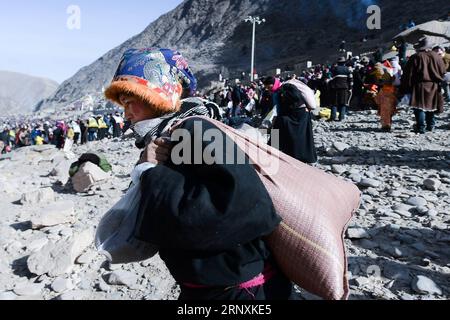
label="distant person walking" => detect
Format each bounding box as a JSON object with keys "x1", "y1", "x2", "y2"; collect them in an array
[
  {"x1": 71, "y1": 120, "x2": 81, "y2": 144},
  {"x1": 329, "y1": 57, "x2": 353, "y2": 121},
  {"x1": 79, "y1": 119, "x2": 88, "y2": 145},
  {"x1": 272, "y1": 80, "x2": 318, "y2": 164},
  {"x1": 88, "y1": 117, "x2": 99, "y2": 142},
  {"x1": 401, "y1": 37, "x2": 447, "y2": 134},
  {"x1": 433, "y1": 46, "x2": 450, "y2": 103},
  {"x1": 112, "y1": 112, "x2": 123, "y2": 138}
]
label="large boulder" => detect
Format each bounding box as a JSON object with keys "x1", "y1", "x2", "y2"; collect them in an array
[
  {"x1": 27, "y1": 228, "x2": 94, "y2": 277},
  {"x1": 30, "y1": 200, "x2": 76, "y2": 230},
  {"x1": 71, "y1": 162, "x2": 110, "y2": 193},
  {"x1": 50, "y1": 160, "x2": 72, "y2": 185},
  {"x1": 20, "y1": 188, "x2": 55, "y2": 205}
]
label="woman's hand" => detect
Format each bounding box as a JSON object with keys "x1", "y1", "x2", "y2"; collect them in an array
[{"x1": 139, "y1": 137, "x2": 172, "y2": 165}]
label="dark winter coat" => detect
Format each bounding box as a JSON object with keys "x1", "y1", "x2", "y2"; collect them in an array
[
  {"x1": 271, "y1": 84, "x2": 317, "y2": 164},
  {"x1": 134, "y1": 117, "x2": 282, "y2": 289},
  {"x1": 329, "y1": 65, "x2": 353, "y2": 106},
  {"x1": 401, "y1": 51, "x2": 446, "y2": 113}
]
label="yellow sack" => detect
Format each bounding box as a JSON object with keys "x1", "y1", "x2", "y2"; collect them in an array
[
  {"x1": 319, "y1": 108, "x2": 331, "y2": 119},
  {"x1": 35, "y1": 136, "x2": 44, "y2": 145},
  {"x1": 315, "y1": 90, "x2": 321, "y2": 108},
  {"x1": 319, "y1": 108, "x2": 339, "y2": 120}
]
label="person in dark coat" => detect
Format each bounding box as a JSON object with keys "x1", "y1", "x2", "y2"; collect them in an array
[
  {"x1": 400, "y1": 37, "x2": 447, "y2": 133},
  {"x1": 79, "y1": 119, "x2": 88, "y2": 145},
  {"x1": 271, "y1": 83, "x2": 317, "y2": 164},
  {"x1": 104, "y1": 48, "x2": 294, "y2": 301},
  {"x1": 329, "y1": 57, "x2": 353, "y2": 121},
  {"x1": 350, "y1": 64, "x2": 365, "y2": 111}
]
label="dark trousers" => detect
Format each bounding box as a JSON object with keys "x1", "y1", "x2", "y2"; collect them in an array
[
  {"x1": 73, "y1": 133, "x2": 80, "y2": 144},
  {"x1": 113, "y1": 125, "x2": 121, "y2": 138},
  {"x1": 331, "y1": 105, "x2": 348, "y2": 121},
  {"x1": 442, "y1": 81, "x2": 450, "y2": 102},
  {"x1": 414, "y1": 109, "x2": 436, "y2": 133},
  {"x1": 178, "y1": 267, "x2": 294, "y2": 301},
  {"x1": 88, "y1": 128, "x2": 97, "y2": 141},
  {"x1": 98, "y1": 128, "x2": 107, "y2": 140}
]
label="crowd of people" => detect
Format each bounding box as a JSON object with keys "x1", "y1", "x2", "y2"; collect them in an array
[
  {"x1": 0, "y1": 35, "x2": 449, "y2": 301},
  {"x1": 206, "y1": 36, "x2": 450, "y2": 135},
  {"x1": 2, "y1": 37, "x2": 449, "y2": 157},
  {"x1": 0, "y1": 112, "x2": 128, "y2": 154}
]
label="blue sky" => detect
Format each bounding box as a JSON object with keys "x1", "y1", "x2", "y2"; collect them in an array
[{"x1": 0, "y1": 0, "x2": 183, "y2": 83}]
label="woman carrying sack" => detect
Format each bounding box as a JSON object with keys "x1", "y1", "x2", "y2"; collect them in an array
[
  {"x1": 271, "y1": 80, "x2": 318, "y2": 164},
  {"x1": 103, "y1": 48, "x2": 294, "y2": 300}
]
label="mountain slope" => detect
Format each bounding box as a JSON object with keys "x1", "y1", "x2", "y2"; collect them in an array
[
  {"x1": 0, "y1": 71, "x2": 58, "y2": 116},
  {"x1": 40, "y1": 0, "x2": 450, "y2": 111}
]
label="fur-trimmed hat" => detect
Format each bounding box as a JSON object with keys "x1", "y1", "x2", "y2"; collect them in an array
[{"x1": 105, "y1": 48, "x2": 197, "y2": 114}]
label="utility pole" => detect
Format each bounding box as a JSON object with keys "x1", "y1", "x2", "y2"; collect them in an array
[{"x1": 245, "y1": 16, "x2": 265, "y2": 82}]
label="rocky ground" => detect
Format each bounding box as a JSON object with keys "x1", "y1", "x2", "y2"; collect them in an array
[{"x1": 0, "y1": 107, "x2": 448, "y2": 300}]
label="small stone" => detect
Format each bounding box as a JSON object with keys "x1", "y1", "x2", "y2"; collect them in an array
[
  {"x1": 359, "y1": 178, "x2": 381, "y2": 188},
  {"x1": 26, "y1": 238, "x2": 49, "y2": 252},
  {"x1": 51, "y1": 277, "x2": 73, "y2": 293},
  {"x1": 349, "y1": 173, "x2": 362, "y2": 183},
  {"x1": 76, "y1": 251, "x2": 97, "y2": 265},
  {"x1": 423, "y1": 179, "x2": 441, "y2": 191},
  {"x1": 331, "y1": 165, "x2": 346, "y2": 175},
  {"x1": 365, "y1": 171, "x2": 376, "y2": 179},
  {"x1": 107, "y1": 271, "x2": 139, "y2": 289},
  {"x1": 365, "y1": 188, "x2": 379, "y2": 196},
  {"x1": 98, "y1": 280, "x2": 111, "y2": 292},
  {"x1": 333, "y1": 142, "x2": 350, "y2": 152},
  {"x1": 27, "y1": 228, "x2": 93, "y2": 277},
  {"x1": 392, "y1": 204, "x2": 413, "y2": 212},
  {"x1": 355, "y1": 277, "x2": 369, "y2": 287},
  {"x1": 406, "y1": 175, "x2": 422, "y2": 183},
  {"x1": 426, "y1": 209, "x2": 438, "y2": 217},
  {"x1": 388, "y1": 190, "x2": 402, "y2": 197},
  {"x1": 59, "y1": 228, "x2": 73, "y2": 238},
  {"x1": 399, "y1": 293, "x2": 416, "y2": 300},
  {"x1": 78, "y1": 278, "x2": 92, "y2": 291},
  {"x1": 420, "y1": 259, "x2": 432, "y2": 267},
  {"x1": 406, "y1": 197, "x2": 427, "y2": 207},
  {"x1": 395, "y1": 210, "x2": 412, "y2": 218},
  {"x1": 388, "y1": 224, "x2": 401, "y2": 231},
  {"x1": 346, "y1": 227, "x2": 371, "y2": 239},
  {"x1": 384, "y1": 211, "x2": 402, "y2": 219},
  {"x1": 72, "y1": 162, "x2": 110, "y2": 193},
  {"x1": 31, "y1": 201, "x2": 76, "y2": 229},
  {"x1": 412, "y1": 275, "x2": 442, "y2": 295},
  {"x1": 13, "y1": 283, "x2": 44, "y2": 296},
  {"x1": 392, "y1": 247, "x2": 403, "y2": 258},
  {"x1": 20, "y1": 188, "x2": 55, "y2": 205}
]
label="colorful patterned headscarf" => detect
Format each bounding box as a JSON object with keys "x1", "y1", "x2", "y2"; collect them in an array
[{"x1": 105, "y1": 48, "x2": 197, "y2": 114}]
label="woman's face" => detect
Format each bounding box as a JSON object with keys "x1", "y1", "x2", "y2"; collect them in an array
[{"x1": 119, "y1": 94, "x2": 155, "y2": 124}]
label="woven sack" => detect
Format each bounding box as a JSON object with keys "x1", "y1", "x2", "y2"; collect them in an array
[{"x1": 176, "y1": 117, "x2": 360, "y2": 300}]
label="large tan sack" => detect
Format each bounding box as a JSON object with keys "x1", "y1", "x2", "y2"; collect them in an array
[{"x1": 182, "y1": 117, "x2": 360, "y2": 300}]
